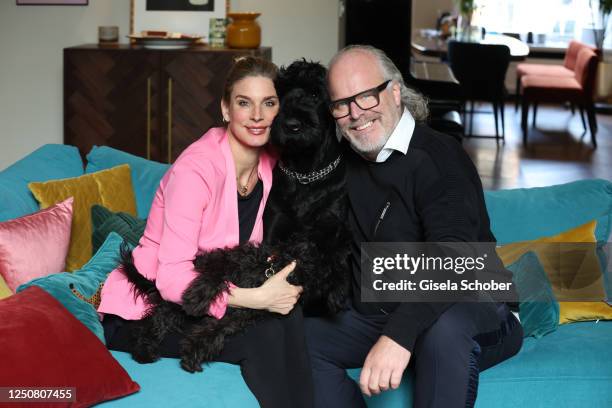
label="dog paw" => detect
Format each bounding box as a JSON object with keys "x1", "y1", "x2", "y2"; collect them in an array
[
  {"x1": 180, "y1": 358, "x2": 204, "y2": 373},
  {"x1": 132, "y1": 350, "x2": 160, "y2": 364},
  {"x1": 130, "y1": 340, "x2": 162, "y2": 364}
]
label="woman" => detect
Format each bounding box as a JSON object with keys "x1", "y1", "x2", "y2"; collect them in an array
[{"x1": 97, "y1": 56, "x2": 313, "y2": 408}]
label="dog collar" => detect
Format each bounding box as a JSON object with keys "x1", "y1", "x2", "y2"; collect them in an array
[{"x1": 278, "y1": 154, "x2": 342, "y2": 185}]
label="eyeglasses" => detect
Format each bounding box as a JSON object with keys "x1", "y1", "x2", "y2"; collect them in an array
[{"x1": 328, "y1": 80, "x2": 392, "y2": 119}]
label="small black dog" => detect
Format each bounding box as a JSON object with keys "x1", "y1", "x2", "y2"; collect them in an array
[{"x1": 120, "y1": 60, "x2": 350, "y2": 373}]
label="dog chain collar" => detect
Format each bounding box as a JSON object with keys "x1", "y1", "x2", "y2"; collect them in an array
[{"x1": 278, "y1": 154, "x2": 342, "y2": 184}]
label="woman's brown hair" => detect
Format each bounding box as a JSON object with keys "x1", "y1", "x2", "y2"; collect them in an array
[{"x1": 222, "y1": 56, "x2": 278, "y2": 103}]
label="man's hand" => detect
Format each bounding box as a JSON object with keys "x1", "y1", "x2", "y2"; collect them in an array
[{"x1": 359, "y1": 335, "x2": 411, "y2": 397}]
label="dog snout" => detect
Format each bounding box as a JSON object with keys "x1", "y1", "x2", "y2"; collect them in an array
[{"x1": 283, "y1": 118, "x2": 302, "y2": 133}]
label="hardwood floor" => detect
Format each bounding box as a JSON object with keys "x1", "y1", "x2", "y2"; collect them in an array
[{"x1": 461, "y1": 103, "x2": 612, "y2": 190}]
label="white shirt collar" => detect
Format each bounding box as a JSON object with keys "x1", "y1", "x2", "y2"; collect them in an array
[{"x1": 374, "y1": 108, "x2": 415, "y2": 163}]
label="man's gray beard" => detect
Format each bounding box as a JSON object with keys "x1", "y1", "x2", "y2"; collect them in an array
[{"x1": 346, "y1": 133, "x2": 389, "y2": 161}]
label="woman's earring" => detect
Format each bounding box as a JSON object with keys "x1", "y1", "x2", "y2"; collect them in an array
[{"x1": 222, "y1": 116, "x2": 229, "y2": 124}]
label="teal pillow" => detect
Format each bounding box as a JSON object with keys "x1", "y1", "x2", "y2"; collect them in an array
[
  {"x1": 91, "y1": 204, "x2": 146, "y2": 255},
  {"x1": 0, "y1": 144, "x2": 84, "y2": 221},
  {"x1": 485, "y1": 179, "x2": 612, "y2": 245},
  {"x1": 16, "y1": 232, "x2": 128, "y2": 343},
  {"x1": 85, "y1": 146, "x2": 170, "y2": 218},
  {"x1": 507, "y1": 251, "x2": 560, "y2": 338}
]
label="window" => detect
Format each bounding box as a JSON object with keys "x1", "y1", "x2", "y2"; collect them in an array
[{"x1": 473, "y1": 0, "x2": 611, "y2": 47}]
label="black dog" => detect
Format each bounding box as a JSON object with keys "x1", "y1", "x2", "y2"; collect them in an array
[
  {"x1": 119, "y1": 60, "x2": 350, "y2": 373},
  {"x1": 262, "y1": 59, "x2": 350, "y2": 314}
]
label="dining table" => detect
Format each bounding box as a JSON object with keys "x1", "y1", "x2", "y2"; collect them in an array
[{"x1": 411, "y1": 29, "x2": 530, "y2": 61}]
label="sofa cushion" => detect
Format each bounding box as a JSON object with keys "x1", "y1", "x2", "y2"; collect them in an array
[
  {"x1": 475, "y1": 322, "x2": 612, "y2": 407},
  {"x1": 106, "y1": 323, "x2": 612, "y2": 407},
  {"x1": 0, "y1": 274, "x2": 12, "y2": 300},
  {"x1": 351, "y1": 322, "x2": 612, "y2": 408},
  {"x1": 0, "y1": 286, "x2": 140, "y2": 407},
  {"x1": 506, "y1": 252, "x2": 559, "y2": 338},
  {"x1": 102, "y1": 352, "x2": 416, "y2": 407},
  {"x1": 17, "y1": 232, "x2": 126, "y2": 343},
  {"x1": 497, "y1": 219, "x2": 611, "y2": 324},
  {"x1": 29, "y1": 164, "x2": 137, "y2": 271},
  {"x1": 559, "y1": 301, "x2": 612, "y2": 324},
  {"x1": 497, "y1": 220, "x2": 606, "y2": 301},
  {"x1": 91, "y1": 205, "x2": 146, "y2": 255},
  {"x1": 0, "y1": 197, "x2": 73, "y2": 292},
  {"x1": 86, "y1": 146, "x2": 170, "y2": 218},
  {"x1": 0, "y1": 144, "x2": 83, "y2": 222},
  {"x1": 102, "y1": 352, "x2": 259, "y2": 407},
  {"x1": 484, "y1": 179, "x2": 612, "y2": 245}
]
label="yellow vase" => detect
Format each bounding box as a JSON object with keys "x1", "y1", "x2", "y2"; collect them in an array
[{"x1": 226, "y1": 12, "x2": 261, "y2": 49}]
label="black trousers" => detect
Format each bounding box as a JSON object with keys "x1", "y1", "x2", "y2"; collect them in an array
[
  {"x1": 103, "y1": 307, "x2": 314, "y2": 408},
  {"x1": 304, "y1": 302, "x2": 523, "y2": 408}
]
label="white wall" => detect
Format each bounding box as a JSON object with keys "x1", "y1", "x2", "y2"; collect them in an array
[
  {"x1": 0, "y1": 0, "x2": 339, "y2": 170},
  {"x1": 231, "y1": 0, "x2": 339, "y2": 67},
  {"x1": 412, "y1": 0, "x2": 454, "y2": 29},
  {"x1": 0, "y1": 0, "x2": 130, "y2": 171}
]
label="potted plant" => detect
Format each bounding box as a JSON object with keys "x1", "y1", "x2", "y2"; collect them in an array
[
  {"x1": 590, "y1": 0, "x2": 612, "y2": 101},
  {"x1": 455, "y1": 0, "x2": 477, "y2": 39},
  {"x1": 590, "y1": 0, "x2": 611, "y2": 52}
]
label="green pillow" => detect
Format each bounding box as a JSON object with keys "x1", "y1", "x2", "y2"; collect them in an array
[
  {"x1": 16, "y1": 232, "x2": 128, "y2": 343},
  {"x1": 91, "y1": 204, "x2": 146, "y2": 255},
  {"x1": 507, "y1": 251, "x2": 560, "y2": 339}
]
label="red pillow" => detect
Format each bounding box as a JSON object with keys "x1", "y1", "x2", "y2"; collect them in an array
[{"x1": 0, "y1": 286, "x2": 139, "y2": 407}]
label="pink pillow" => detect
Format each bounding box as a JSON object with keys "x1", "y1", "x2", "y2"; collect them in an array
[{"x1": 0, "y1": 197, "x2": 73, "y2": 292}]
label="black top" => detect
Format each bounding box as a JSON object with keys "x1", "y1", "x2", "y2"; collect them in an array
[
  {"x1": 345, "y1": 124, "x2": 514, "y2": 352},
  {"x1": 238, "y1": 179, "x2": 263, "y2": 244}
]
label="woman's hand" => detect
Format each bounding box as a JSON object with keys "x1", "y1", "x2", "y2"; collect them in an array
[
  {"x1": 258, "y1": 261, "x2": 303, "y2": 314},
  {"x1": 227, "y1": 261, "x2": 303, "y2": 314}
]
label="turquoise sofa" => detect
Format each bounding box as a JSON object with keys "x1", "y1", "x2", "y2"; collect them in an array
[{"x1": 2, "y1": 144, "x2": 611, "y2": 407}]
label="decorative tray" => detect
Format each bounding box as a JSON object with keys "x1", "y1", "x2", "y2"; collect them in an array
[{"x1": 128, "y1": 32, "x2": 204, "y2": 49}]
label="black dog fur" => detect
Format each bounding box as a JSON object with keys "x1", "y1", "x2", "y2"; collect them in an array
[{"x1": 118, "y1": 60, "x2": 350, "y2": 373}]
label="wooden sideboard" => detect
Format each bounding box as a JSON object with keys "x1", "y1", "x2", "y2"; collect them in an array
[{"x1": 64, "y1": 44, "x2": 272, "y2": 163}]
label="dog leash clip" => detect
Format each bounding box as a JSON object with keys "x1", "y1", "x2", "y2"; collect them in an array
[
  {"x1": 265, "y1": 255, "x2": 277, "y2": 278},
  {"x1": 264, "y1": 267, "x2": 276, "y2": 278}
]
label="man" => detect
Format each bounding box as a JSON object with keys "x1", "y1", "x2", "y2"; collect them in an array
[{"x1": 304, "y1": 45, "x2": 523, "y2": 408}]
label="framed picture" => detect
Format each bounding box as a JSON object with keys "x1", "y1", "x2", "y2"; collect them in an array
[
  {"x1": 130, "y1": 0, "x2": 229, "y2": 38},
  {"x1": 16, "y1": 0, "x2": 88, "y2": 4}
]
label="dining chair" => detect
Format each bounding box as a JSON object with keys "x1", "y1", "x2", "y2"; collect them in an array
[
  {"x1": 447, "y1": 41, "x2": 511, "y2": 141},
  {"x1": 520, "y1": 47, "x2": 599, "y2": 147},
  {"x1": 515, "y1": 40, "x2": 597, "y2": 111},
  {"x1": 405, "y1": 59, "x2": 465, "y2": 142}
]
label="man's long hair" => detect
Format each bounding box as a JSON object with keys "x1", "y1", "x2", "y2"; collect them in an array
[{"x1": 328, "y1": 45, "x2": 429, "y2": 121}]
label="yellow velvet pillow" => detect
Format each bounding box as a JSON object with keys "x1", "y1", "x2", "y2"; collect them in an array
[
  {"x1": 496, "y1": 220, "x2": 612, "y2": 324},
  {"x1": 0, "y1": 274, "x2": 12, "y2": 300},
  {"x1": 559, "y1": 301, "x2": 612, "y2": 324},
  {"x1": 29, "y1": 164, "x2": 136, "y2": 271}
]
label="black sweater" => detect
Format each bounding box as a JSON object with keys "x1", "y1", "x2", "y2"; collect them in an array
[{"x1": 346, "y1": 124, "x2": 509, "y2": 352}]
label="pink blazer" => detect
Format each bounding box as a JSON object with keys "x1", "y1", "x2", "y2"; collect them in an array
[{"x1": 98, "y1": 127, "x2": 275, "y2": 320}]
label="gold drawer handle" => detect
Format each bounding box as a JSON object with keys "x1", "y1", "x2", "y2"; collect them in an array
[
  {"x1": 167, "y1": 78, "x2": 173, "y2": 163},
  {"x1": 146, "y1": 77, "x2": 151, "y2": 160}
]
